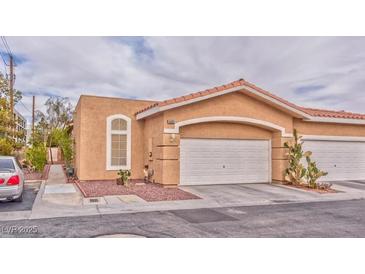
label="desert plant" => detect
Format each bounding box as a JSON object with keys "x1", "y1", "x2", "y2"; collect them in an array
[
  {"x1": 26, "y1": 144, "x2": 47, "y2": 172},
  {"x1": 284, "y1": 129, "x2": 311, "y2": 185},
  {"x1": 117, "y1": 169, "x2": 131, "y2": 186},
  {"x1": 305, "y1": 152, "x2": 328, "y2": 188}
]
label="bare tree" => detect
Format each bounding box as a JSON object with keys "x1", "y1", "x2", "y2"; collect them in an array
[{"x1": 35, "y1": 96, "x2": 73, "y2": 163}]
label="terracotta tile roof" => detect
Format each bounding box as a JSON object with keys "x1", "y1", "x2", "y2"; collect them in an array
[
  {"x1": 135, "y1": 79, "x2": 248, "y2": 115},
  {"x1": 300, "y1": 107, "x2": 365, "y2": 120},
  {"x1": 135, "y1": 79, "x2": 365, "y2": 120}
]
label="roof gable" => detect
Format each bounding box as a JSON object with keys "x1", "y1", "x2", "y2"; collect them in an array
[
  {"x1": 136, "y1": 79, "x2": 311, "y2": 120},
  {"x1": 135, "y1": 79, "x2": 365, "y2": 124}
]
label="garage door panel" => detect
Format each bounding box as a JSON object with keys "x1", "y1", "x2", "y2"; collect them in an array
[
  {"x1": 180, "y1": 138, "x2": 270, "y2": 185},
  {"x1": 303, "y1": 140, "x2": 365, "y2": 181}
]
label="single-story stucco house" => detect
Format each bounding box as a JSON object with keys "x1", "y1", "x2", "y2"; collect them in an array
[{"x1": 73, "y1": 79, "x2": 365, "y2": 186}]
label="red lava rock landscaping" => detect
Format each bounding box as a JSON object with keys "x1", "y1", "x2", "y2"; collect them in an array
[
  {"x1": 24, "y1": 165, "x2": 50, "y2": 181},
  {"x1": 75, "y1": 180, "x2": 201, "y2": 202}
]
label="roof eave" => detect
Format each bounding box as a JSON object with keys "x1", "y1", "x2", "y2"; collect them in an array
[{"x1": 303, "y1": 117, "x2": 365, "y2": 125}]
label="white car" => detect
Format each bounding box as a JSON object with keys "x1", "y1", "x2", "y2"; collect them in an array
[{"x1": 0, "y1": 156, "x2": 25, "y2": 202}]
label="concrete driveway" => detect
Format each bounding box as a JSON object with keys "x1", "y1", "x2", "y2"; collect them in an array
[{"x1": 181, "y1": 183, "x2": 320, "y2": 206}]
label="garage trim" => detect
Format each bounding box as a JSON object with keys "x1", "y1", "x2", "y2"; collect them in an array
[
  {"x1": 165, "y1": 116, "x2": 293, "y2": 137},
  {"x1": 302, "y1": 135, "x2": 365, "y2": 142}
]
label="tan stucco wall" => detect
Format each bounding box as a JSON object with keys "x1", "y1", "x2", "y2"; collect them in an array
[
  {"x1": 143, "y1": 113, "x2": 165, "y2": 184},
  {"x1": 74, "y1": 95, "x2": 156, "y2": 181},
  {"x1": 180, "y1": 122, "x2": 273, "y2": 139},
  {"x1": 294, "y1": 119, "x2": 365, "y2": 136},
  {"x1": 73, "y1": 99, "x2": 82, "y2": 177},
  {"x1": 164, "y1": 92, "x2": 294, "y2": 134}
]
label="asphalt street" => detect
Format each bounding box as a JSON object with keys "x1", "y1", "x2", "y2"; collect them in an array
[
  {"x1": 0, "y1": 183, "x2": 40, "y2": 212},
  {"x1": 0, "y1": 198, "x2": 365, "y2": 237}
]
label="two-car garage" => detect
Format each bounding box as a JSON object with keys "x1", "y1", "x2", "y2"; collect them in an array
[{"x1": 179, "y1": 137, "x2": 365, "y2": 186}]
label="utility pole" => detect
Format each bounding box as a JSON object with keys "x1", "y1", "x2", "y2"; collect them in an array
[
  {"x1": 9, "y1": 55, "x2": 14, "y2": 117},
  {"x1": 8, "y1": 55, "x2": 15, "y2": 138},
  {"x1": 32, "y1": 95, "x2": 35, "y2": 140}
]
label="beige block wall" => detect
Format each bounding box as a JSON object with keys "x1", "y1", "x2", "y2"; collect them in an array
[{"x1": 75, "y1": 95, "x2": 156, "y2": 181}]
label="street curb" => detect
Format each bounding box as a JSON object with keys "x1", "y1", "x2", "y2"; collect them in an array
[
  {"x1": 32, "y1": 180, "x2": 46, "y2": 210},
  {"x1": 74, "y1": 181, "x2": 87, "y2": 198},
  {"x1": 272, "y1": 183, "x2": 338, "y2": 195},
  {"x1": 24, "y1": 196, "x2": 365, "y2": 221}
]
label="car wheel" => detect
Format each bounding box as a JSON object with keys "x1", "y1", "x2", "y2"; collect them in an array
[{"x1": 13, "y1": 193, "x2": 23, "y2": 202}]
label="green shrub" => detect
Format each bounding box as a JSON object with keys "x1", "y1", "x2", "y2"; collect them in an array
[
  {"x1": 26, "y1": 144, "x2": 47, "y2": 172},
  {"x1": 0, "y1": 137, "x2": 13, "y2": 156},
  {"x1": 52, "y1": 128, "x2": 73, "y2": 166}
]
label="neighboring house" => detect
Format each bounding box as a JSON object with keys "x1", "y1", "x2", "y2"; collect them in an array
[
  {"x1": 73, "y1": 79, "x2": 365, "y2": 185},
  {"x1": 13, "y1": 110, "x2": 27, "y2": 144}
]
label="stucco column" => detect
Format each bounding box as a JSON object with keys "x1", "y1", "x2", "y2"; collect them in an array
[
  {"x1": 271, "y1": 132, "x2": 292, "y2": 182},
  {"x1": 153, "y1": 133, "x2": 180, "y2": 187}
]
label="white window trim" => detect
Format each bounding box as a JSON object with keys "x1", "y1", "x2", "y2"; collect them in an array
[{"x1": 106, "y1": 114, "x2": 132, "y2": 171}]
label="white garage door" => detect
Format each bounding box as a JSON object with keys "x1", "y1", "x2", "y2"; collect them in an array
[
  {"x1": 180, "y1": 139, "x2": 270, "y2": 185},
  {"x1": 303, "y1": 140, "x2": 365, "y2": 181}
]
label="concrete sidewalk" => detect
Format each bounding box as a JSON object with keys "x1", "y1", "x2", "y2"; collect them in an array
[
  {"x1": 32, "y1": 165, "x2": 84, "y2": 217},
  {"x1": 46, "y1": 165, "x2": 67, "y2": 185}
]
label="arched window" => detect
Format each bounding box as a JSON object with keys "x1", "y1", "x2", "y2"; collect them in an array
[{"x1": 106, "y1": 114, "x2": 131, "y2": 170}]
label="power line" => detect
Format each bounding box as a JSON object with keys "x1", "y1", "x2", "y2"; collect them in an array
[
  {"x1": 0, "y1": 43, "x2": 8, "y2": 74},
  {"x1": 0, "y1": 37, "x2": 16, "y2": 68},
  {"x1": 18, "y1": 100, "x2": 32, "y2": 114},
  {"x1": 1, "y1": 36, "x2": 13, "y2": 56}
]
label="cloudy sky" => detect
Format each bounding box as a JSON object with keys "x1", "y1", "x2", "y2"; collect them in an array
[{"x1": 2, "y1": 36, "x2": 365, "y2": 123}]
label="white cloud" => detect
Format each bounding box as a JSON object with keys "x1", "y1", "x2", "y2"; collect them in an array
[{"x1": 3, "y1": 36, "x2": 365, "y2": 123}]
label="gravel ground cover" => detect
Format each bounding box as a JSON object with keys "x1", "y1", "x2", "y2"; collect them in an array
[
  {"x1": 75, "y1": 179, "x2": 201, "y2": 202},
  {"x1": 24, "y1": 165, "x2": 50, "y2": 181}
]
